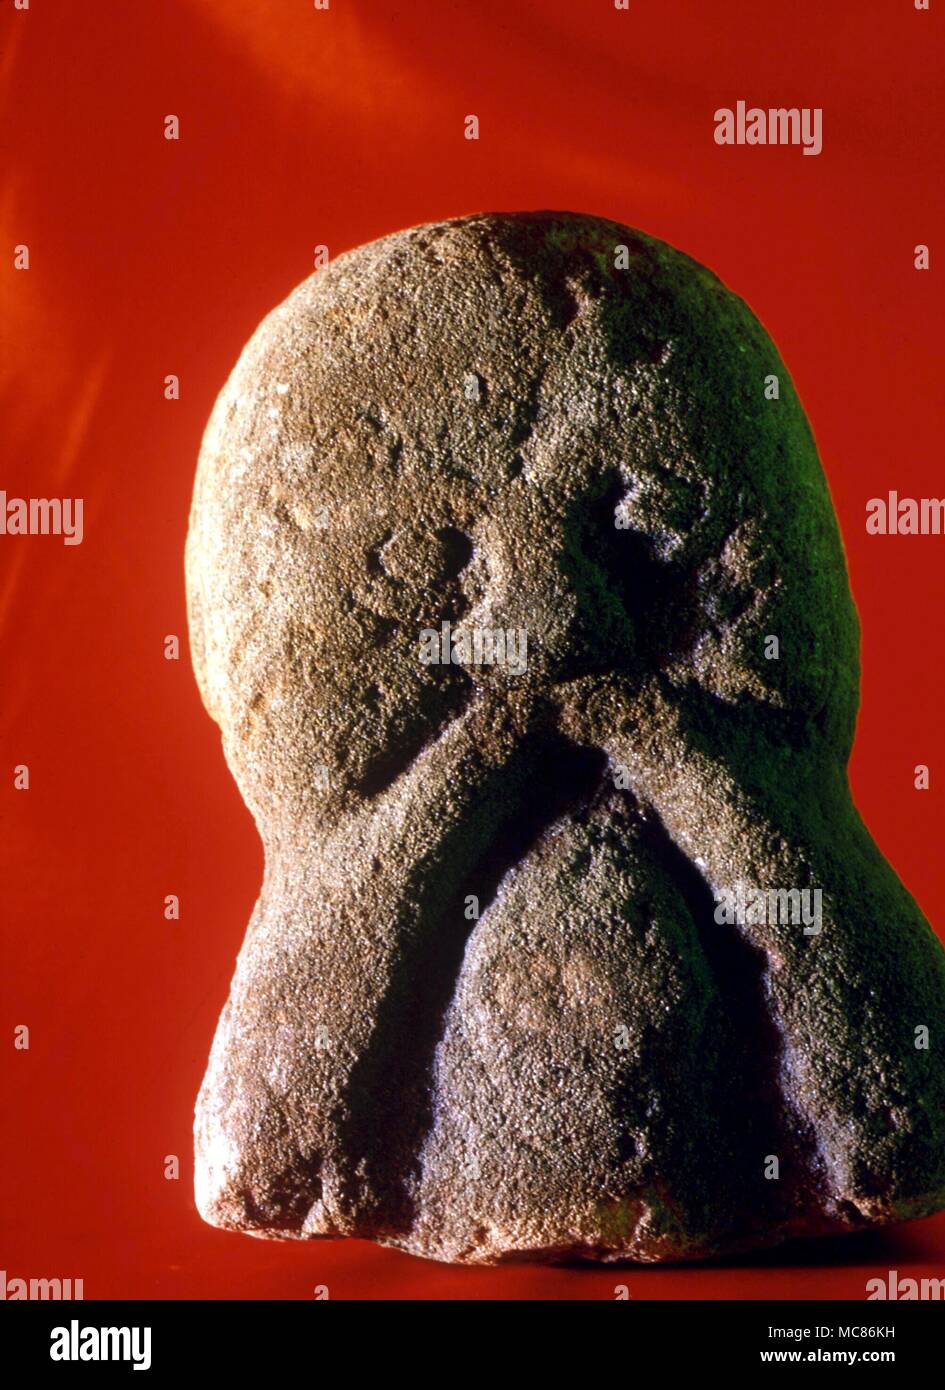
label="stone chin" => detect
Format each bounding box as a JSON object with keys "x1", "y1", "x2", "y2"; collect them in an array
[{"x1": 186, "y1": 212, "x2": 945, "y2": 1264}]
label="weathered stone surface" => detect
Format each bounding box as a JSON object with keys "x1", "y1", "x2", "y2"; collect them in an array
[{"x1": 186, "y1": 211, "x2": 945, "y2": 1263}]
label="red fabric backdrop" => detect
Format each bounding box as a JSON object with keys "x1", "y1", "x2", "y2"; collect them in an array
[{"x1": 1, "y1": 0, "x2": 943, "y2": 1299}]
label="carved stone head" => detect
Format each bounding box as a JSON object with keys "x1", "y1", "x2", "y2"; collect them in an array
[{"x1": 187, "y1": 212, "x2": 945, "y2": 1262}]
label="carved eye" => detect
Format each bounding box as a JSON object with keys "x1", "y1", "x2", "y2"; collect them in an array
[{"x1": 559, "y1": 475, "x2": 704, "y2": 672}]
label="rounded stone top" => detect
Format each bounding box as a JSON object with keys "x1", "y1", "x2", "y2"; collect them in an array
[{"x1": 186, "y1": 212, "x2": 857, "y2": 830}]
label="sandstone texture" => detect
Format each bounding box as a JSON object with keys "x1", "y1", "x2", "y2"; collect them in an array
[{"x1": 186, "y1": 212, "x2": 945, "y2": 1263}]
